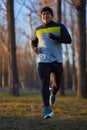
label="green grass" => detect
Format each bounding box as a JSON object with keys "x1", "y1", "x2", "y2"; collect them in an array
[{"x1": 0, "y1": 92, "x2": 87, "y2": 130}]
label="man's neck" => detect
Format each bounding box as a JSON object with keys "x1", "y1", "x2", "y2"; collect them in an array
[{"x1": 44, "y1": 20, "x2": 53, "y2": 25}]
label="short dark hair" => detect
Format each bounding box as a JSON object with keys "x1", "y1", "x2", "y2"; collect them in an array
[{"x1": 41, "y1": 7, "x2": 53, "y2": 17}]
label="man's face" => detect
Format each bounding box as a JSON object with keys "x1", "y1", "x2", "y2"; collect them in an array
[{"x1": 41, "y1": 11, "x2": 53, "y2": 24}]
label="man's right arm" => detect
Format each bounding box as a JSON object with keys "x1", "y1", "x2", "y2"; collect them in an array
[
  {"x1": 31, "y1": 37, "x2": 38, "y2": 51},
  {"x1": 31, "y1": 37, "x2": 41, "y2": 54}
]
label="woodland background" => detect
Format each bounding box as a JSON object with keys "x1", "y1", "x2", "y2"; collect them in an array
[{"x1": 0, "y1": 0, "x2": 87, "y2": 98}]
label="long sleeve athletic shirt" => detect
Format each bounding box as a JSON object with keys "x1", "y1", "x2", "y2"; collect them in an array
[{"x1": 31, "y1": 21, "x2": 72, "y2": 63}]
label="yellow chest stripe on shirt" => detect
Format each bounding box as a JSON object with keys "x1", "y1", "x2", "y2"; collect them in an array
[{"x1": 36, "y1": 27, "x2": 61, "y2": 37}]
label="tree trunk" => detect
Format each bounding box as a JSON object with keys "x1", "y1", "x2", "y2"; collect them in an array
[
  {"x1": 57, "y1": 0, "x2": 65, "y2": 95},
  {"x1": 2, "y1": 57, "x2": 5, "y2": 88},
  {"x1": 76, "y1": 0, "x2": 87, "y2": 98},
  {"x1": 70, "y1": 7, "x2": 77, "y2": 91},
  {"x1": 6, "y1": 0, "x2": 20, "y2": 96},
  {"x1": 57, "y1": 0, "x2": 61, "y2": 22}
]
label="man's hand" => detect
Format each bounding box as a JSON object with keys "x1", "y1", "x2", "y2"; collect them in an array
[
  {"x1": 35, "y1": 47, "x2": 41, "y2": 54},
  {"x1": 48, "y1": 33, "x2": 56, "y2": 39}
]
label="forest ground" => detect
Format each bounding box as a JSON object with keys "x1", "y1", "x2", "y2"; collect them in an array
[{"x1": 0, "y1": 88, "x2": 87, "y2": 130}]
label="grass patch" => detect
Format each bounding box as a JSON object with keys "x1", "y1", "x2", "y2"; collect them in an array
[{"x1": 0, "y1": 92, "x2": 87, "y2": 130}]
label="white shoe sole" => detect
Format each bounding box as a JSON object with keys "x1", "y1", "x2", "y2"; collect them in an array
[{"x1": 44, "y1": 112, "x2": 54, "y2": 119}]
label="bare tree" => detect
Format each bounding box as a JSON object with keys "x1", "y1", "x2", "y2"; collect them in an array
[
  {"x1": 6, "y1": 0, "x2": 20, "y2": 96},
  {"x1": 70, "y1": 7, "x2": 77, "y2": 91},
  {"x1": 65, "y1": 0, "x2": 87, "y2": 98},
  {"x1": 70, "y1": 0, "x2": 87, "y2": 98},
  {"x1": 57, "y1": 0, "x2": 65, "y2": 95},
  {"x1": 75, "y1": 0, "x2": 87, "y2": 98},
  {"x1": 57, "y1": 0, "x2": 61, "y2": 22}
]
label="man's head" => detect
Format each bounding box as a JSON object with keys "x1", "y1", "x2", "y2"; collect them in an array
[{"x1": 41, "y1": 7, "x2": 53, "y2": 24}]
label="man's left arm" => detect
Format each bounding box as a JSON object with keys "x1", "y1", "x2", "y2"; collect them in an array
[{"x1": 48, "y1": 24, "x2": 72, "y2": 44}]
